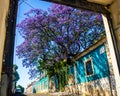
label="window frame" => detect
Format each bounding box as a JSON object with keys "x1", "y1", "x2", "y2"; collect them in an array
[{"x1": 84, "y1": 57, "x2": 94, "y2": 77}]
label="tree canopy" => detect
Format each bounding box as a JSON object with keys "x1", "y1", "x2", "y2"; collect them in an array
[
  {"x1": 16, "y1": 4, "x2": 105, "y2": 78},
  {"x1": 16, "y1": 85, "x2": 25, "y2": 93}
]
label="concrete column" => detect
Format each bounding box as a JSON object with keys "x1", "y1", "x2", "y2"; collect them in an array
[
  {"x1": 0, "y1": 74, "x2": 8, "y2": 96},
  {"x1": 102, "y1": 14, "x2": 120, "y2": 96},
  {"x1": 109, "y1": 1, "x2": 120, "y2": 95},
  {"x1": 110, "y1": 0, "x2": 120, "y2": 53},
  {"x1": 0, "y1": 0, "x2": 10, "y2": 81}
]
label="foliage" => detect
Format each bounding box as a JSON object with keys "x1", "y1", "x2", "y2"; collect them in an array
[
  {"x1": 16, "y1": 4, "x2": 105, "y2": 78},
  {"x1": 13, "y1": 64, "x2": 20, "y2": 82},
  {"x1": 39, "y1": 59, "x2": 69, "y2": 91},
  {"x1": 16, "y1": 85, "x2": 25, "y2": 93}
]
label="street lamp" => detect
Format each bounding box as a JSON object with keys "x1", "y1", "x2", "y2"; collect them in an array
[{"x1": 87, "y1": 0, "x2": 113, "y2": 5}]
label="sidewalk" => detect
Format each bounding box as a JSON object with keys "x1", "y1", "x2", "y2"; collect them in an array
[
  {"x1": 26, "y1": 92, "x2": 82, "y2": 96},
  {"x1": 49, "y1": 92, "x2": 72, "y2": 96}
]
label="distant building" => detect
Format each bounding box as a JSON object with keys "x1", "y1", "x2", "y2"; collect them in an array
[
  {"x1": 27, "y1": 71, "x2": 49, "y2": 94},
  {"x1": 26, "y1": 82, "x2": 34, "y2": 94},
  {"x1": 32, "y1": 75, "x2": 49, "y2": 93}
]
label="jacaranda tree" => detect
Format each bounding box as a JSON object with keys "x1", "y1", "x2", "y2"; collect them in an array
[{"x1": 16, "y1": 4, "x2": 105, "y2": 79}]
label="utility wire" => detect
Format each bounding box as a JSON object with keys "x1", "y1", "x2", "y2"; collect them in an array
[
  {"x1": 19, "y1": 0, "x2": 25, "y2": 5},
  {"x1": 24, "y1": 1, "x2": 35, "y2": 9},
  {"x1": 19, "y1": 0, "x2": 35, "y2": 9},
  {"x1": 15, "y1": 0, "x2": 35, "y2": 64}
]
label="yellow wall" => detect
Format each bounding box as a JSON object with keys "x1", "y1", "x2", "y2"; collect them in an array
[{"x1": 0, "y1": 0, "x2": 10, "y2": 80}]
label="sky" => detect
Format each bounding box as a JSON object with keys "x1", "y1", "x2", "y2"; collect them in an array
[{"x1": 13, "y1": 0, "x2": 51, "y2": 89}]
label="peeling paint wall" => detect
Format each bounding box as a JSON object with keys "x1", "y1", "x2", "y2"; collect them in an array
[
  {"x1": 32, "y1": 76, "x2": 49, "y2": 93},
  {"x1": 66, "y1": 41, "x2": 116, "y2": 96}
]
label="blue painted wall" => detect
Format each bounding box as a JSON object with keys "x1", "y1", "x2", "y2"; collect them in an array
[
  {"x1": 75, "y1": 44, "x2": 110, "y2": 84},
  {"x1": 32, "y1": 44, "x2": 110, "y2": 92},
  {"x1": 69, "y1": 65, "x2": 74, "y2": 75},
  {"x1": 32, "y1": 76, "x2": 48, "y2": 93}
]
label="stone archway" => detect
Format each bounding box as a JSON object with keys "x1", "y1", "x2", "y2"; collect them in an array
[{"x1": 1, "y1": 0, "x2": 120, "y2": 96}]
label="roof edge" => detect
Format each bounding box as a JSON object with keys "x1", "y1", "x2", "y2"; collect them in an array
[{"x1": 74, "y1": 37, "x2": 107, "y2": 61}]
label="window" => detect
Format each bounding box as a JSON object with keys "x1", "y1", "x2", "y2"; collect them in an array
[
  {"x1": 84, "y1": 58, "x2": 94, "y2": 76},
  {"x1": 100, "y1": 46, "x2": 105, "y2": 54}
]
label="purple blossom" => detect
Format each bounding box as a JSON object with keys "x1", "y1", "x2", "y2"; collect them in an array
[{"x1": 16, "y1": 4, "x2": 104, "y2": 78}]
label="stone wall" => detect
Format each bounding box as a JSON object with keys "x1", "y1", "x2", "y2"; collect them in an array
[{"x1": 65, "y1": 76, "x2": 113, "y2": 96}]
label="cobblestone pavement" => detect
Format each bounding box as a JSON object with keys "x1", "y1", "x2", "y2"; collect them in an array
[
  {"x1": 25, "y1": 93, "x2": 51, "y2": 96},
  {"x1": 25, "y1": 92, "x2": 74, "y2": 96}
]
